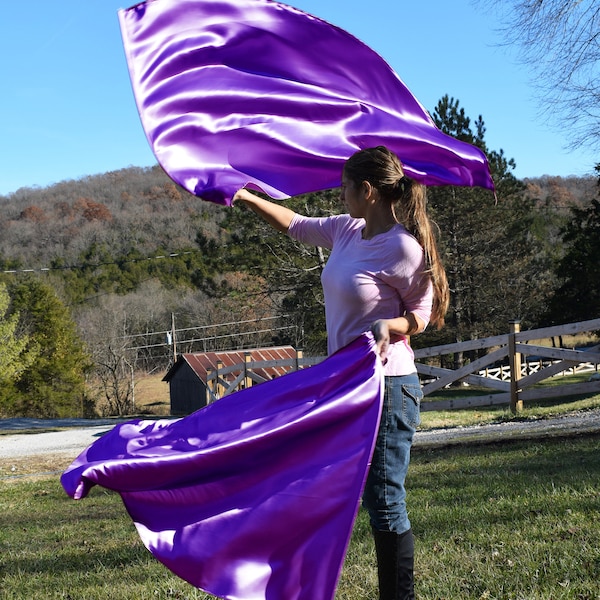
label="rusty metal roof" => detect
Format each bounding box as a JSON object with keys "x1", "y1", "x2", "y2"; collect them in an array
[{"x1": 163, "y1": 346, "x2": 298, "y2": 383}]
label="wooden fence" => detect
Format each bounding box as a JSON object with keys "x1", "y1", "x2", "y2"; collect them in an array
[
  {"x1": 415, "y1": 318, "x2": 600, "y2": 412},
  {"x1": 206, "y1": 318, "x2": 600, "y2": 412},
  {"x1": 205, "y1": 352, "x2": 322, "y2": 404}
]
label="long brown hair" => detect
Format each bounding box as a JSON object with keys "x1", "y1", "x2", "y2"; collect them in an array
[{"x1": 344, "y1": 146, "x2": 449, "y2": 328}]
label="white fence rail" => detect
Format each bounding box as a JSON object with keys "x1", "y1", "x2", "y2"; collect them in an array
[{"x1": 478, "y1": 361, "x2": 597, "y2": 382}]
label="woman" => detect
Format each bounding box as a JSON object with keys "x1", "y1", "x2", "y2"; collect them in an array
[{"x1": 234, "y1": 146, "x2": 449, "y2": 600}]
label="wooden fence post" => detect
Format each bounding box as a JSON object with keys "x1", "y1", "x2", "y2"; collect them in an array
[
  {"x1": 295, "y1": 349, "x2": 303, "y2": 370},
  {"x1": 508, "y1": 320, "x2": 523, "y2": 413},
  {"x1": 206, "y1": 370, "x2": 215, "y2": 404},
  {"x1": 244, "y1": 352, "x2": 252, "y2": 389},
  {"x1": 215, "y1": 360, "x2": 225, "y2": 399}
]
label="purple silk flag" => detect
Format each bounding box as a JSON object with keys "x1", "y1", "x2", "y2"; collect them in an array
[
  {"x1": 118, "y1": 0, "x2": 494, "y2": 205},
  {"x1": 62, "y1": 333, "x2": 384, "y2": 600}
]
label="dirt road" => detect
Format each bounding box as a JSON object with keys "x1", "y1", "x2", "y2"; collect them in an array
[{"x1": 2, "y1": 409, "x2": 600, "y2": 462}]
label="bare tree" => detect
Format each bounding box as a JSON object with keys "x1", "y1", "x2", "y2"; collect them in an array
[
  {"x1": 77, "y1": 296, "x2": 136, "y2": 416},
  {"x1": 483, "y1": 1, "x2": 600, "y2": 151},
  {"x1": 95, "y1": 345, "x2": 136, "y2": 417}
]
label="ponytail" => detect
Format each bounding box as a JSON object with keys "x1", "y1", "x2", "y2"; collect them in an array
[{"x1": 394, "y1": 179, "x2": 449, "y2": 329}]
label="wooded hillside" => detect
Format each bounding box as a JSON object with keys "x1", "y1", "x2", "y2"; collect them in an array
[
  {"x1": 1, "y1": 161, "x2": 598, "y2": 417},
  {"x1": 0, "y1": 166, "x2": 224, "y2": 265},
  {"x1": 523, "y1": 175, "x2": 597, "y2": 209},
  {"x1": 2, "y1": 167, "x2": 595, "y2": 269}
]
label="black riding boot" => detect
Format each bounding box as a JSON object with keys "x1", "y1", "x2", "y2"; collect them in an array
[{"x1": 372, "y1": 527, "x2": 415, "y2": 600}]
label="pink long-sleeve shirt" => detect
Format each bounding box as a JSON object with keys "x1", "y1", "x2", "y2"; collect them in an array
[{"x1": 288, "y1": 213, "x2": 433, "y2": 376}]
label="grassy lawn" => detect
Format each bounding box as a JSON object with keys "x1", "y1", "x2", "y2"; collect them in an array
[
  {"x1": 2, "y1": 368, "x2": 599, "y2": 598},
  {"x1": 1, "y1": 432, "x2": 599, "y2": 599}
]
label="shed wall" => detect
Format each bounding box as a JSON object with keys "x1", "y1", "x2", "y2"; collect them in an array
[{"x1": 169, "y1": 362, "x2": 207, "y2": 415}]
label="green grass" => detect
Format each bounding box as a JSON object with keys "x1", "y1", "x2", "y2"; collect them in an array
[
  {"x1": 1, "y1": 433, "x2": 599, "y2": 599},
  {"x1": 410, "y1": 435, "x2": 600, "y2": 599}
]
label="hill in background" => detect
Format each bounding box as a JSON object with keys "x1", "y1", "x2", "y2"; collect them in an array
[
  {"x1": 1, "y1": 165, "x2": 596, "y2": 270},
  {"x1": 0, "y1": 165, "x2": 228, "y2": 268}
]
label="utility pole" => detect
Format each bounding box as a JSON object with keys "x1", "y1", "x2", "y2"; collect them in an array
[{"x1": 171, "y1": 312, "x2": 177, "y2": 363}]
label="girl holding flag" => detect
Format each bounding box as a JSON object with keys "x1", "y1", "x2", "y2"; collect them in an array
[{"x1": 234, "y1": 145, "x2": 449, "y2": 600}]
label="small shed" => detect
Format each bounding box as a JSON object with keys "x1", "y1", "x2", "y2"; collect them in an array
[{"x1": 163, "y1": 346, "x2": 300, "y2": 415}]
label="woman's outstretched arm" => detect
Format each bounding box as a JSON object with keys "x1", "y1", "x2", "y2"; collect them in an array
[{"x1": 233, "y1": 189, "x2": 297, "y2": 233}]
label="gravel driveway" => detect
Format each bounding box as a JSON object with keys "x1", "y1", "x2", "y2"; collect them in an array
[
  {"x1": 415, "y1": 408, "x2": 600, "y2": 448},
  {"x1": 2, "y1": 409, "x2": 600, "y2": 461},
  {"x1": 0, "y1": 425, "x2": 115, "y2": 459}
]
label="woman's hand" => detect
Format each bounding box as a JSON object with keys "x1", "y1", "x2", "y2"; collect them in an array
[
  {"x1": 233, "y1": 188, "x2": 258, "y2": 204},
  {"x1": 371, "y1": 319, "x2": 390, "y2": 363},
  {"x1": 232, "y1": 188, "x2": 296, "y2": 233},
  {"x1": 371, "y1": 313, "x2": 426, "y2": 363}
]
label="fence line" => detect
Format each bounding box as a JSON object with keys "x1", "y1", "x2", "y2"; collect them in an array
[
  {"x1": 205, "y1": 354, "x2": 323, "y2": 403},
  {"x1": 204, "y1": 318, "x2": 600, "y2": 412},
  {"x1": 414, "y1": 317, "x2": 600, "y2": 412}
]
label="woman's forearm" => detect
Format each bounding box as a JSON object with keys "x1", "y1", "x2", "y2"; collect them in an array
[
  {"x1": 233, "y1": 189, "x2": 296, "y2": 233},
  {"x1": 371, "y1": 313, "x2": 426, "y2": 362},
  {"x1": 384, "y1": 313, "x2": 426, "y2": 337}
]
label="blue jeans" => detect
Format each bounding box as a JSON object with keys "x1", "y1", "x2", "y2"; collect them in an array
[{"x1": 362, "y1": 373, "x2": 422, "y2": 534}]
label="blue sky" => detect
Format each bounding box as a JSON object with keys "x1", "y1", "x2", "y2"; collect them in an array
[{"x1": 1, "y1": 0, "x2": 596, "y2": 197}]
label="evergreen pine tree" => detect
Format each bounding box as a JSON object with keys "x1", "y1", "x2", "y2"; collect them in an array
[{"x1": 8, "y1": 278, "x2": 92, "y2": 417}]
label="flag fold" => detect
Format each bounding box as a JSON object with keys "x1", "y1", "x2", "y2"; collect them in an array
[{"x1": 62, "y1": 333, "x2": 384, "y2": 600}]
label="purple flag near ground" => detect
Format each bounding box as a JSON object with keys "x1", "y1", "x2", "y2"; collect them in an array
[
  {"x1": 118, "y1": 0, "x2": 494, "y2": 205},
  {"x1": 62, "y1": 333, "x2": 384, "y2": 600}
]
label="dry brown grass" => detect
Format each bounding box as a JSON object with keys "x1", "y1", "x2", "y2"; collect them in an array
[
  {"x1": 0, "y1": 453, "x2": 72, "y2": 481},
  {"x1": 134, "y1": 372, "x2": 171, "y2": 416},
  {"x1": 530, "y1": 332, "x2": 599, "y2": 348}
]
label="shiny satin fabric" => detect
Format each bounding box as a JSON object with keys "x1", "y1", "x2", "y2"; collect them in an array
[
  {"x1": 62, "y1": 333, "x2": 384, "y2": 600},
  {"x1": 118, "y1": 0, "x2": 494, "y2": 205}
]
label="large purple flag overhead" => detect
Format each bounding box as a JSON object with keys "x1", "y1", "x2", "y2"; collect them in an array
[
  {"x1": 118, "y1": 0, "x2": 494, "y2": 205},
  {"x1": 62, "y1": 333, "x2": 384, "y2": 600}
]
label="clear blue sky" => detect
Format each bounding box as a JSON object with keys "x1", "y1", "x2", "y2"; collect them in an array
[{"x1": 1, "y1": 0, "x2": 596, "y2": 197}]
